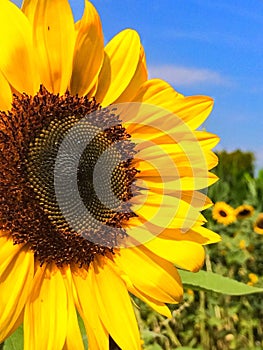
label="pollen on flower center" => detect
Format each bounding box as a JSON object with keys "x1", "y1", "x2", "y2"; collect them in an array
[{"x1": 0, "y1": 86, "x2": 138, "y2": 266}]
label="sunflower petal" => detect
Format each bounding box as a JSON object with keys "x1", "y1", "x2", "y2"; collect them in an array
[
  {"x1": 131, "y1": 192, "x2": 206, "y2": 231},
  {"x1": 0, "y1": 0, "x2": 40, "y2": 94},
  {"x1": 62, "y1": 267, "x2": 85, "y2": 350},
  {"x1": 120, "y1": 272, "x2": 172, "y2": 318},
  {"x1": 72, "y1": 266, "x2": 109, "y2": 350},
  {"x1": 23, "y1": 0, "x2": 75, "y2": 94},
  {"x1": 93, "y1": 258, "x2": 141, "y2": 350},
  {"x1": 132, "y1": 77, "x2": 183, "y2": 107},
  {"x1": 70, "y1": 0, "x2": 104, "y2": 96},
  {"x1": 114, "y1": 45, "x2": 148, "y2": 103},
  {"x1": 114, "y1": 246, "x2": 183, "y2": 303},
  {"x1": 0, "y1": 236, "x2": 21, "y2": 275},
  {"x1": 144, "y1": 237, "x2": 205, "y2": 272},
  {"x1": 0, "y1": 71, "x2": 12, "y2": 111},
  {"x1": 96, "y1": 29, "x2": 141, "y2": 106},
  {"x1": 194, "y1": 131, "x2": 220, "y2": 149},
  {"x1": 132, "y1": 79, "x2": 213, "y2": 129},
  {"x1": 0, "y1": 246, "x2": 34, "y2": 342},
  {"x1": 24, "y1": 264, "x2": 67, "y2": 350},
  {"x1": 158, "y1": 225, "x2": 220, "y2": 245}
]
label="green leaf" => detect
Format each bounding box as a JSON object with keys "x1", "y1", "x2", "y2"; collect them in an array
[
  {"x1": 179, "y1": 270, "x2": 263, "y2": 295},
  {"x1": 77, "y1": 313, "x2": 88, "y2": 350},
  {"x1": 3, "y1": 325, "x2": 23, "y2": 350}
]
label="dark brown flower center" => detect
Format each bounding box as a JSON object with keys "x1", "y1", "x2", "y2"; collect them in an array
[
  {"x1": 219, "y1": 210, "x2": 227, "y2": 217},
  {"x1": 256, "y1": 218, "x2": 263, "y2": 229},
  {"x1": 237, "y1": 209, "x2": 250, "y2": 217},
  {"x1": 0, "y1": 86, "x2": 138, "y2": 267}
]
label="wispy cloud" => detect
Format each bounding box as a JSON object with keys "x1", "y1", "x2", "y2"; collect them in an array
[{"x1": 148, "y1": 64, "x2": 232, "y2": 88}]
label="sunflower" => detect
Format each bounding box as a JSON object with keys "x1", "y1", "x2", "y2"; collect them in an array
[
  {"x1": 212, "y1": 202, "x2": 236, "y2": 226},
  {"x1": 234, "y1": 204, "x2": 254, "y2": 219},
  {"x1": 253, "y1": 213, "x2": 263, "y2": 235},
  {"x1": 0, "y1": 1, "x2": 220, "y2": 349}
]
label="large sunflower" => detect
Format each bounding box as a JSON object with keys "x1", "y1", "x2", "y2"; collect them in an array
[
  {"x1": 212, "y1": 201, "x2": 236, "y2": 226},
  {"x1": 0, "y1": 1, "x2": 220, "y2": 349}
]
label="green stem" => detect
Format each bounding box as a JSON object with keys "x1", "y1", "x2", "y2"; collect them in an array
[{"x1": 199, "y1": 290, "x2": 209, "y2": 350}]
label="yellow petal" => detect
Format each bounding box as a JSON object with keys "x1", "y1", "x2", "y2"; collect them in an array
[
  {"x1": 0, "y1": 71, "x2": 12, "y2": 111},
  {"x1": 93, "y1": 257, "x2": 141, "y2": 350},
  {"x1": 133, "y1": 288, "x2": 172, "y2": 318},
  {"x1": 114, "y1": 246, "x2": 183, "y2": 303},
  {"x1": 96, "y1": 29, "x2": 141, "y2": 106},
  {"x1": 174, "y1": 96, "x2": 214, "y2": 129},
  {"x1": 159, "y1": 225, "x2": 221, "y2": 245},
  {"x1": 24, "y1": 263, "x2": 67, "y2": 350},
  {"x1": 114, "y1": 45, "x2": 148, "y2": 103},
  {"x1": 22, "y1": 0, "x2": 37, "y2": 23},
  {"x1": 179, "y1": 191, "x2": 213, "y2": 211},
  {"x1": 0, "y1": 236, "x2": 21, "y2": 275},
  {"x1": 132, "y1": 79, "x2": 213, "y2": 129},
  {"x1": 120, "y1": 272, "x2": 172, "y2": 318},
  {"x1": 131, "y1": 191, "x2": 206, "y2": 232},
  {"x1": 132, "y1": 78, "x2": 183, "y2": 106},
  {"x1": 0, "y1": 246, "x2": 34, "y2": 342},
  {"x1": 0, "y1": 0, "x2": 40, "y2": 94},
  {"x1": 23, "y1": 0, "x2": 75, "y2": 94},
  {"x1": 70, "y1": 0, "x2": 104, "y2": 96},
  {"x1": 72, "y1": 266, "x2": 109, "y2": 350},
  {"x1": 144, "y1": 237, "x2": 205, "y2": 272},
  {"x1": 194, "y1": 131, "x2": 220, "y2": 149},
  {"x1": 62, "y1": 267, "x2": 85, "y2": 350}
]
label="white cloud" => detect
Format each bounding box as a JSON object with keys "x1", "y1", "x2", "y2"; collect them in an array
[{"x1": 148, "y1": 64, "x2": 232, "y2": 88}]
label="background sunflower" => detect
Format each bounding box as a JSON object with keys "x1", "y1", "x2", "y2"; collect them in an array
[{"x1": 212, "y1": 201, "x2": 236, "y2": 226}]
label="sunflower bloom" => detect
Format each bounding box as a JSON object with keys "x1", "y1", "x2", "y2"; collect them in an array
[
  {"x1": 234, "y1": 204, "x2": 254, "y2": 220},
  {"x1": 253, "y1": 213, "x2": 263, "y2": 235},
  {"x1": 212, "y1": 201, "x2": 236, "y2": 226},
  {"x1": 0, "y1": 1, "x2": 220, "y2": 349}
]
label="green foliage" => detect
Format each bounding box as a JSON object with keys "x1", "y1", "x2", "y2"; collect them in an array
[
  {"x1": 2, "y1": 325, "x2": 23, "y2": 350},
  {"x1": 179, "y1": 270, "x2": 263, "y2": 295},
  {"x1": 209, "y1": 150, "x2": 256, "y2": 206}
]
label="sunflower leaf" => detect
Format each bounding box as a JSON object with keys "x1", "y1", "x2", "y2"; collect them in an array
[
  {"x1": 3, "y1": 325, "x2": 23, "y2": 350},
  {"x1": 179, "y1": 270, "x2": 263, "y2": 295}
]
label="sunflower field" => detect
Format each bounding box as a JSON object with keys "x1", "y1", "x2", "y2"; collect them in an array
[{"x1": 135, "y1": 150, "x2": 263, "y2": 350}]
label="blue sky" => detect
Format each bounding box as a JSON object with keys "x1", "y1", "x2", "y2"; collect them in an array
[{"x1": 13, "y1": 0, "x2": 263, "y2": 171}]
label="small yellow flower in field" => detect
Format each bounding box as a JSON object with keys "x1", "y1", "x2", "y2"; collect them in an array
[
  {"x1": 0, "y1": 0, "x2": 220, "y2": 349},
  {"x1": 212, "y1": 202, "x2": 236, "y2": 226},
  {"x1": 254, "y1": 213, "x2": 263, "y2": 235},
  {"x1": 239, "y1": 239, "x2": 246, "y2": 250},
  {"x1": 247, "y1": 273, "x2": 259, "y2": 285},
  {"x1": 234, "y1": 204, "x2": 254, "y2": 219}
]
